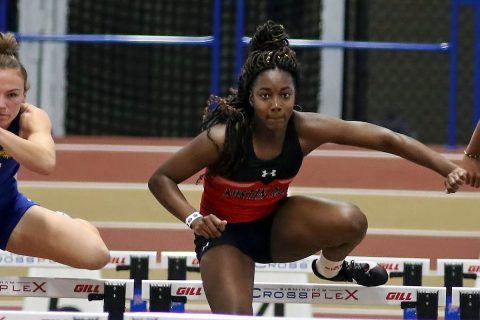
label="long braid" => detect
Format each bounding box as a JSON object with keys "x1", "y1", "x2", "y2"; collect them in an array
[{"x1": 201, "y1": 21, "x2": 300, "y2": 176}]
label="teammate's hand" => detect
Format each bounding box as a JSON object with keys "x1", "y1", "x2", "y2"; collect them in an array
[
  {"x1": 191, "y1": 214, "x2": 227, "y2": 238},
  {"x1": 444, "y1": 167, "x2": 467, "y2": 194}
]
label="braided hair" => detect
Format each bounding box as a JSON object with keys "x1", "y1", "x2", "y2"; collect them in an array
[
  {"x1": 0, "y1": 32, "x2": 29, "y2": 91},
  {"x1": 201, "y1": 20, "x2": 300, "y2": 176}
]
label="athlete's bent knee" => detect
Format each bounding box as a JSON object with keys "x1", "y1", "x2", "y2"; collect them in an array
[
  {"x1": 82, "y1": 246, "x2": 110, "y2": 270},
  {"x1": 337, "y1": 203, "x2": 368, "y2": 239}
]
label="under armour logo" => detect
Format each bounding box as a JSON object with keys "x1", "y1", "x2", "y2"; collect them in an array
[
  {"x1": 202, "y1": 242, "x2": 210, "y2": 252},
  {"x1": 261, "y1": 169, "x2": 276, "y2": 178}
]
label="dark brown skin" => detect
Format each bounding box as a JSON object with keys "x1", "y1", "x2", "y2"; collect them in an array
[{"x1": 149, "y1": 68, "x2": 468, "y2": 315}]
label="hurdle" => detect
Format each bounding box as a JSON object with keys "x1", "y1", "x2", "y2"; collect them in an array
[
  {"x1": 161, "y1": 251, "x2": 430, "y2": 284},
  {"x1": 0, "y1": 311, "x2": 109, "y2": 319},
  {"x1": 0, "y1": 250, "x2": 157, "y2": 312},
  {"x1": 123, "y1": 313, "x2": 316, "y2": 320},
  {"x1": 142, "y1": 279, "x2": 446, "y2": 319},
  {"x1": 0, "y1": 249, "x2": 158, "y2": 269},
  {"x1": 161, "y1": 251, "x2": 431, "y2": 316},
  {"x1": 160, "y1": 251, "x2": 314, "y2": 316},
  {"x1": 160, "y1": 251, "x2": 427, "y2": 316},
  {"x1": 0, "y1": 276, "x2": 133, "y2": 319},
  {"x1": 436, "y1": 259, "x2": 480, "y2": 319},
  {"x1": 0, "y1": 310, "x2": 340, "y2": 320},
  {"x1": 0, "y1": 275, "x2": 446, "y2": 319},
  {"x1": 437, "y1": 259, "x2": 480, "y2": 288}
]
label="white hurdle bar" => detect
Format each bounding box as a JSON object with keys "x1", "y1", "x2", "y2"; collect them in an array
[
  {"x1": 0, "y1": 250, "x2": 156, "y2": 312},
  {"x1": 142, "y1": 279, "x2": 446, "y2": 306},
  {"x1": 436, "y1": 259, "x2": 479, "y2": 301},
  {"x1": 0, "y1": 311, "x2": 109, "y2": 319},
  {"x1": 436, "y1": 259, "x2": 480, "y2": 275},
  {"x1": 122, "y1": 314, "x2": 321, "y2": 320},
  {"x1": 160, "y1": 251, "x2": 430, "y2": 274},
  {"x1": 0, "y1": 249, "x2": 158, "y2": 269},
  {"x1": 122, "y1": 313, "x2": 317, "y2": 320},
  {"x1": 0, "y1": 310, "x2": 337, "y2": 320},
  {"x1": 0, "y1": 277, "x2": 446, "y2": 318},
  {"x1": 0, "y1": 276, "x2": 134, "y2": 299}
]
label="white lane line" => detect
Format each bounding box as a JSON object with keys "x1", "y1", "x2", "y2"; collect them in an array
[
  {"x1": 19, "y1": 181, "x2": 151, "y2": 190},
  {"x1": 93, "y1": 221, "x2": 480, "y2": 238},
  {"x1": 19, "y1": 181, "x2": 479, "y2": 197},
  {"x1": 56, "y1": 144, "x2": 182, "y2": 153},
  {"x1": 55, "y1": 143, "x2": 463, "y2": 160}
]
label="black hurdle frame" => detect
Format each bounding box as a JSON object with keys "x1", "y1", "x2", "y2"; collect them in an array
[
  {"x1": 401, "y1": 291, "x2": 440, "y2": 319},
  {"x1": 459, "y1": 291, "x2": 480, "y2": 319},
  {"x1": 389, "y1": 262, "x2": 424, "y2": 286},
  {"x1": 443, "y1": 263, "x2": 478, "y2": 320}
]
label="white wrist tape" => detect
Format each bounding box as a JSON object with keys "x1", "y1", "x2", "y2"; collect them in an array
[{"x1": 185, "y1": 211, "x2": 202, "y2": 228}]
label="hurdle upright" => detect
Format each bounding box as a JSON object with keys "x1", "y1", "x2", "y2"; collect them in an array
[
  {"x1": 451, "y1": 287, "x2": 480, "y2": 320},
  {"x1": 437, "y1": 258, "x2": 480, "y2": 319}
]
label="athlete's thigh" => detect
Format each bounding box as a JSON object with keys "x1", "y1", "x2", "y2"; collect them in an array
[
  {"x1": 270, "y1": 195, "x2": 364, "y2": 262},
  {"x1": 6, "y1": 205, "x2": 108, "y2": 269},
  {"x1": 200, "y1": 245, "x2": 255, "y2": 314},
  {"x1": 7, "y1": 205, "x2": 67, "y2": 253}
]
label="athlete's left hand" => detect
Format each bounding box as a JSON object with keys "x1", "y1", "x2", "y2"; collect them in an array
[{"x1": 191, "y1": 213, "x2": 227, "y2": 239}]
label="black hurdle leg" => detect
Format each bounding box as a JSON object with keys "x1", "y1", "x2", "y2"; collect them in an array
[
  {"x1": 149, "y1": 284, "x2": 173, "y2": 312},
  {"x1": 459, "y1": 292, "x2": 480, "y2": 320},
  {"x1": 130, "y1": 256, "x2": 149, "y2": 311},
  {"x1": 416, "y1": 291, "x2": 439, "y2": 320},
  {"x1": 103, "y1": 283, "x2": 126, "y2": 320},
  {"x1": 403, "y1": 263, "x2": 423, "y2": 286},
  {"x1": 168, "y1": 257, "x2": 187, "y2": 312},
  {"x1": 168, "y1": 257, "x2": 187, "y2": 280},
  {"x1": 444, "y1": 264, "x2": 463, "y2": 319}
]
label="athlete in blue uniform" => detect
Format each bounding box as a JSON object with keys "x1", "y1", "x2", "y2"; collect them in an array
[
  {"x1": 149, "y1": 21, "x2": 471, "y2": 315},
  {"x1": 0, "y1": 32, "x2": 109, "y2": 269}
]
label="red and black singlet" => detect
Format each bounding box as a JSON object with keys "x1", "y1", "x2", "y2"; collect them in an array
[{"x1": 200, "y1": 117, "x2": 304, "y2": 223}]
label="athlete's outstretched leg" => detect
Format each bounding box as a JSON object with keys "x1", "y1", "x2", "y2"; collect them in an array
[{"x1": 200, "y1": 245, "x2": 255, "y2": 315}]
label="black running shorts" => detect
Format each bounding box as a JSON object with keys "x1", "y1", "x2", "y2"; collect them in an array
[{"x1": 194, "y1": 213, "x2": 275, "y2": 263}]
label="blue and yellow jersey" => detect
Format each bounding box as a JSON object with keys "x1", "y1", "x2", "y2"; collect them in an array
[{"x1": 0, "y1": 113, "x2": 21, "y2": 207}]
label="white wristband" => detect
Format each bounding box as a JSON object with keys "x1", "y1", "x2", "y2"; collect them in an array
[{"x1": 185, "y1": 211, "x2": 202, "y2": 228}]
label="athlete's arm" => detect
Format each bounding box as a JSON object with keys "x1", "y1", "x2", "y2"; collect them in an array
[
  {"x1": 0, "y1": 103, "x2": 55, "y2": 174},
  {"x1": 148, "y1": 124, "x2": 227, "y2": 236},
  {"x1": 295, "y1": 111, "x2": 466, "y2": 192}
]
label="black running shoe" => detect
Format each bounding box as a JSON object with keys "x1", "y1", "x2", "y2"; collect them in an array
[{"x1": 312, "y1": 259, "x2": 388, "y2": 287}]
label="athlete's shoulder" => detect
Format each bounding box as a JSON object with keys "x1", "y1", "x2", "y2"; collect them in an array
[
  {"x1": 203, "y1": 123, "x2": 226, "y2": 149},
  {"x1": 293, "y1": 111, "x2": 344, "y2": 153},
  {"x1": 293, "y1": 110, "x2": 333, "y2": 126}
]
